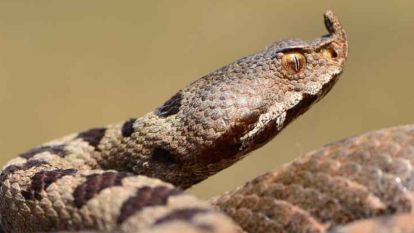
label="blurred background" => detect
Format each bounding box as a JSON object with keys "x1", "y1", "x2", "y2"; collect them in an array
[{"x1": 0, "y1": 1, "x2": 413, "y2": 199}]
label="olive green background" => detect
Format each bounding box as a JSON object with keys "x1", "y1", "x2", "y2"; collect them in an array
[{"x1": 0, "y1": 1, "x2": 413, "y2": 199}]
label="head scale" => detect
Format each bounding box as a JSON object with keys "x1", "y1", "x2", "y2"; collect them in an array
[{"x1": 151, "y1": 11, "x2": 348, "y2": 187}]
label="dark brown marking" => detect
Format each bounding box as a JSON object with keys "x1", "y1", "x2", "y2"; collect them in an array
[
  {"x1": 153, "y1": 208, "x2": 210, "y2": 228},
  {"x1": 150, "y1": 147, "x2": 179, "y2": 164},
  {"x1": 117, "y1": 186, "x2": 182, "y2": 224},
  {"x1": 155, "y1": 92, "x2": 182, "y2": 117},
  {"x1": 19, "y1": 145, "x2": 67, "y2": 159},
  {"x1": 0, "y1": 160, "x2": 49, "y2": 182},
  {"x1": 285, "y1": 75, "x2": 338, "y2": 128},
  {"x1": 121, "y1": 118, "x2": 136, "y2": 137},
  {"x1": 22, "y1": 169, "x2": 77, "y2": 200},
  {"x1": 197, "y1": 108, "x2": 266, "y2": 164},
  {"x1": 73, "y1": 172, "x2": 130, "y2": 208},
  {"x1": 76, "y1": 128, "x2": 106, "y2": 150},
  {"x1": 197, "y1": 122, "x2": 247, "y2": 164},
  {"x1": 284, "y1": 93, "x2": 319, "y2": 127}
]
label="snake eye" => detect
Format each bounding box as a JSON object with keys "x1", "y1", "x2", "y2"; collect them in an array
[{"x1": 281, "y1": 52, "x2": 306, "y2": 74}]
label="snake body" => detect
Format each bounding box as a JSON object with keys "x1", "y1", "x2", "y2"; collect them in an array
[
  {"x1": 214, "y1": 125, "x2": 414, "y2": 233},
  {"x1": 0, "y1": 11, "x2": 348, "y2": 233}
]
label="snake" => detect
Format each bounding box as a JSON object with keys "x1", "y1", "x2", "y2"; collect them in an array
[{"x1": 2, "y1": 10, "x2": 388, "y2": 233}]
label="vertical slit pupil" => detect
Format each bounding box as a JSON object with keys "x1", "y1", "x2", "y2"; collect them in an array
[
  {"x1": 281, "y1": 52, "x2": 306, "y2": 74},
  {"x1": 293, "y1": 55, "x2": 300, "y2": 72}
]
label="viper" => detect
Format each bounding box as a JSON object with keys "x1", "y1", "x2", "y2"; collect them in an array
[{"x1": 0, "y1": 11, "x2": 347, "y2": 233}]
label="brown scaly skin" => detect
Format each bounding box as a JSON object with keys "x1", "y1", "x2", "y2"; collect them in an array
[
  {"x1": 0, "y1": 11, "x2": 347, "y2": 233},
  {"x1": 331, "y1": 213, "x2": 414, "y2": 233},
  {"x1": 213, "y1": 125, "x2": 414, "y2": 233}
]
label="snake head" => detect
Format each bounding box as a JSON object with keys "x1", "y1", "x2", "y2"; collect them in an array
[
  {"x1": 149, "y1": 11, "x2": 348, "y2": 186},
  {"x1": 235, "y1": 10, "x2": 348, "y2": 153}
]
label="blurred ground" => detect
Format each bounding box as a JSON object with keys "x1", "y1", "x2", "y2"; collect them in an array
[{"x1": 1, "y1": 1, "x2": 414, "y2": 199}]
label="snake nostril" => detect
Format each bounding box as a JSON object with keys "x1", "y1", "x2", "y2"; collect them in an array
[
  {"x1": 321, "y1": 47, "x2": 338, "y2": 59},
  {"x1": 331, "y1": 49, "x2": 338, "y2": 58}
]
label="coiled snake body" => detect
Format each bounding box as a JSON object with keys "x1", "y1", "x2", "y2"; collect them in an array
[
  {"x1": 6, "y1": 10, "x2": 408, "y2": 233},
  {"x1": 214, "y1": 124, "x2": 414, "y2": 233}
]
